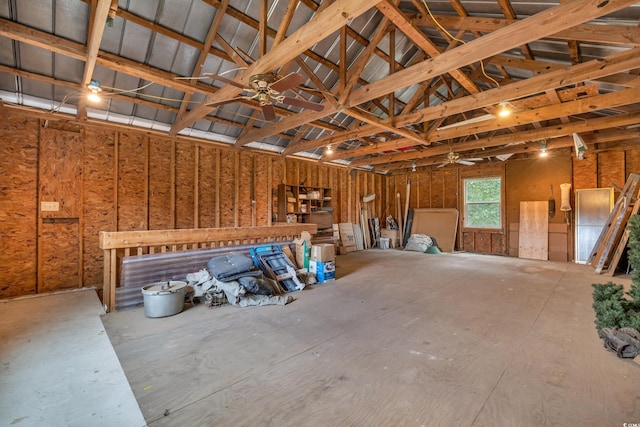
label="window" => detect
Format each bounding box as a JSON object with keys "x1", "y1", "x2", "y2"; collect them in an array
[{"x1": 464, "y1": 177, "x2": 502, "y2": 228}]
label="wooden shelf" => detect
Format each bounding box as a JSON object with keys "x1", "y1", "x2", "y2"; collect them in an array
[{"x1": 275, "y1": 183, "x2": 333, "y2": 228}]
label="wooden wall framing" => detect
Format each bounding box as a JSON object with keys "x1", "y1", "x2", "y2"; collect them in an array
[
  {"x1": 5, "y1": 108, "x2": 640, "y2": 300},
  {"x1": 0, "y1": 110, "x2": 358, "y2": 299}
]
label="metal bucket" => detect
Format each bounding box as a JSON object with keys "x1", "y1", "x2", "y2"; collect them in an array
[{"x1": 141, "y1": 281, "x2": 187, "y2": 318}]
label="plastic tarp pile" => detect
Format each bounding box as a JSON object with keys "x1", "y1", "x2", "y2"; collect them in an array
[
  {"x1": 187, "y1": 252, "x2": 293, "y2": 307},
  {"x1": 403, "y1": 234, "x2": 441, "y2": 254}
]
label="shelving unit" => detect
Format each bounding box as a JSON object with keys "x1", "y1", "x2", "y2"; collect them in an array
[{"x1": 275, "y1": 184, "x2": 333, "y2": 235}]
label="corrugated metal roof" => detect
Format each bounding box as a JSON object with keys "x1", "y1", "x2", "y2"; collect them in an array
[{"x1": 1, "y1": 0, "x2": 640, "y2": 170}]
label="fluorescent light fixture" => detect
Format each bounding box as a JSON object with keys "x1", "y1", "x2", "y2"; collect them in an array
[{"x1": 436, "y1": 114, "x2": 495, "y2": 130}]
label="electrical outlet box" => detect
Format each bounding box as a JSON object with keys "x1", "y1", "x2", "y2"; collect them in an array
[{"x1": 41, "y1": 201, "x2": 60, "y2": 212}]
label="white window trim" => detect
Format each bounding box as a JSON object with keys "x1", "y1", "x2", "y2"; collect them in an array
[{"x1": 463, "y1": 176, "x2": 502, "y2": 229}]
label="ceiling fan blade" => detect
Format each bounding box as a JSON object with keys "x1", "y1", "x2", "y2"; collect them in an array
[
  {"x1": 270, "y1": 72, "x2": 306, "y2": 92},
  {"x1": 437, "y1": 162, "x2": 447, "y2": 168},
  {"x1": 202, "y1": 73, "x2": 248, "y2": 90},
  {"x1": 463, "y1": 158, "x2": 484, "y2": 161},
  {"x1": 261, "y1": 103, "x2": 276, "y2": 121},
  {"x1": 280, "y1": 96, "x2": 324, "y2": 112},
  {"x1": 457, "y1": 160, "x2": 476, "y2": 166}
]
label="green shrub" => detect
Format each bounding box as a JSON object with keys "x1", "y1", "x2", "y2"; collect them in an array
[
  {"x1": 592, "y1": 283, "x2": 627, "y2": 330},
  {"x1": 591, "y1": 215, "x2": 640, "y2": 332}
]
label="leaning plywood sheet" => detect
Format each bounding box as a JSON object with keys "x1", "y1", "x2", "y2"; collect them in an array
[
  {"x1": 519, "y1": 201, "x2": 549, "y2": 260},
  {"x1": 410, "y1": 208, "x2": 459, "y2": 252}
]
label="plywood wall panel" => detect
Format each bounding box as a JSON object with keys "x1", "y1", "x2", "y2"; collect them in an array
[
  {"x1": 328, "y1": 168, "x2": 339, "y2": 222},
  {"x1": 117, "y1": 133, "x2": 147, "y2": 231},
  {"x1": 474, "y1": 232, "x2": 493, "y2": 253},
  {"x1": 238, "y1": 152, "x2": 253, "y2": 227},
  {"x1": 219, "y1": 149, "x2": 236, "y2": 228},
  {"x1": 0, "y1": 115, "x2": 39, "y2": 298},
  {"x1": 339, "y1": 170, "x2": 348, "y2": 223},
  {"x1": 39, "y1": 221, "x2": 80, "y2": 293},
  {"x1": 309, "y1": 163, "x2": 319, "y2": 187},
  {"x1": 394, "y1": 174, "x2": 407, "y2": 225},
  {"x1": 443, "y1": 168, "x2": 458, "y2": 208},
  {"x1": 408, "y1": 173, "x2": 418, "y2": 211},
  {"x1": 491, "y1": 232, "x2": 505, "y2": 254},
  {"x1": 431, "y1": 170, "x2": 444, "y2": 208},
  {"x1": 375, "y1": 174, "x2": 384, "y2": 219},
  {"x1": 39, "y1": 127, "x2": 82, "y2": 218},
  {"x1": 82, "y1": 128, "x2": 116, "y2": 287},
  {"x1": 519, "y1": 200, "x2": 549, "y2": 260},
  {"x1": 320, "y1": 165, "x2": 330, "y2": 188},
  {"x1": 462, "y1": 231, "x2": 474, "y2": 251},
  {"x1": 148, "y1": 138, "x2": 173, "y2": 230},
  {"x1": 175, "y1": 141, "x2": 195, "y2": 229},
  {"x1": 254, "y1": 155, "x2": 269, "y2": 226},
  {"x1": 417, "y1": 170, "x2": 431, "y2": 209},
  {"x1": 271, "y1": 158, "x2": 284, "y2": 223},
  {"x1": 625, "y1": 147, "x2": 640, "y2": 176},
  {"x1": 598, "y1": 150, "x2": 625, "y2": 190},
  {"x1": 285, "y1": 158, "x2": 298, "y2": 185},
  {"x1": 272, "y1": 157, "x2": 284, "y2": 187},
  {"x1": 573, "y1": 154, "x2": 597, "y2": 190},
  {"x1": 199, "y1": 147, "x2": 219, "y2": 228}
]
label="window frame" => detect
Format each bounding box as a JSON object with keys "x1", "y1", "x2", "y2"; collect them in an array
[{"x1": 463, "y1": 176, "x2": 503, "y2": 229}]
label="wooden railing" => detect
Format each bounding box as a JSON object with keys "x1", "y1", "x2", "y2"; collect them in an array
[{"x1": 98, "y1": 223, "x2": 317, "y2": 312}]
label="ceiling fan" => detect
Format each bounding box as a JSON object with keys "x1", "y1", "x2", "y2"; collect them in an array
[
  {"x1": 437, "y1": 150, "x2": 483, "y2": 167},
  {"x1": 203, "y1": 72, "x2": 324, "y2": 121}
]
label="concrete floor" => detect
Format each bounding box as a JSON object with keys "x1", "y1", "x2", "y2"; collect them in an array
[
  {"x1": 0, "y1": 289, "x2": 146, "y2": 427},
  {"x1": 101, "y1": 250, "x2": 640, "y2": 426}
]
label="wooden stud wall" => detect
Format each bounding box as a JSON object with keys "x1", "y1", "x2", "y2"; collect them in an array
[
  {"x1": 0, "y1": 110, "x2": 360, "y2": 299},
  {"x1": 149, "y1": 139, "x2": 174, "y2": 230},
  {"x1": 83, "y1": 128, "x2": 116, "y2": 287},
  {"x1": 6, "y1": 107, "x2": 640, "y2": 300}
]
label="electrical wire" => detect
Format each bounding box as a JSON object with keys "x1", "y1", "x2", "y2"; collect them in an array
[{"x1": 420, "y1": 0, "x2": 501, "y2": 88}]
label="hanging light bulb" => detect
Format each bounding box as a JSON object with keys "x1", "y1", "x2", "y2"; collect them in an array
[
  {"x1": 87, "y1": 80, "x2": 102, "y2": 102},
  {"x1": 498, "y1": 101, "x2": 511, "y2": 118},
  {"x1": 411, "y1": 162, "x2": 417, "y2": 172},
  {"x1": 539, "y1": 142, "x2": 548, "y2": 157},
  {"x1": 326, "y1": 144, "x2": 333, "y2": 154}
]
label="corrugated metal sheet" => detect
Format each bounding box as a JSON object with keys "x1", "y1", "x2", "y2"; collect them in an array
[{"x1": 1, "y1": 0, "x2": 640, "y2": 161}]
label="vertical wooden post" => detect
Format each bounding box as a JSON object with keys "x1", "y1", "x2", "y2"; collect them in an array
[
  {"x1": 170, "y1": 139, "x2": 176, "y2": 228},
  {"x1": 143, "y1": 135, "x2": 149, "y2": 232},
  {"x1": 215, "y1": 148, "x2": 221, "y2": 228},
  {"x1": 267, "y1": 158, "x2": 273, "y2": 226},
  {"x1": 194, "y1": 144, "x2": 200, "y2": 227},
  {"x1": 234, "y1": 151, "x2": 240, "y2": 227},
  {"x1": 114, "y1": 132, "x2": 119, "y2": 230}
]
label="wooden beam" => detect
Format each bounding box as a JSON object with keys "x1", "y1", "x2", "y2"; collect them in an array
[
  {"x1": 346, "y1": 0, "x2": 639, "y2": 107},
  {"x1": 173, "y1": 0, "x2": 230, "y2": 129},
  {"x1": 354, "y1": 112, "x2": 640, "y2": 168},
  {"x1": 338, "y1": 16, "x2": 391, "y2": 106},
  {"x1": 411, "y1": 14, "x2": 640, "y2": 47},
  {"x1": 427, "y1": 86, "x2": 640, "y2": 143},
  {"x1": 82, "y1": 0, "x2": 111, "y2": 87},
  {"x1": 238, "y1": 0, "x2": 639, "y2": 152},
  {"x1": 170, "y1": 0, "x2": 382, "y2": 135},
  {"x1": 376, "y1": 0, "x2": 480, "y2": 95}
]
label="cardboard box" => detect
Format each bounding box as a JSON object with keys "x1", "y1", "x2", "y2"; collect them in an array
[
  {"x1": 309, "y1": 260, "x2": 335, "y2": 283},
  {"x1": 311, "y1": 243, "x2": 336, "y2": 262},
  {"x1": 294, "y1": 231, "x2": 312, "y2": 269}
]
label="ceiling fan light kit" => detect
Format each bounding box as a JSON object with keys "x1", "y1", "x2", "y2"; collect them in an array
[{"x1": 204, "y1": 72, "x2": 323, "y2": 121}]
